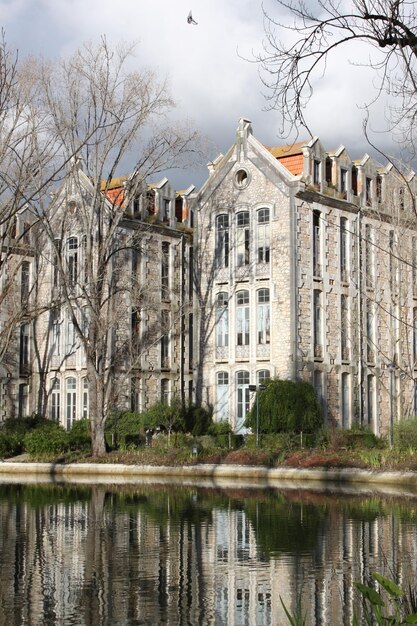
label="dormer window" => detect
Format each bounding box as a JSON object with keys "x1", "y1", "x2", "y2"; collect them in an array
[
  {"x1": 340, "y1": 169, "x2": 347, "y2": 197},
  {"x1": 163, "y1": 199, "x2": 170, "y2": 222},
  {"x1": 366, "y1": 177, "x2": 372, "y2": 206},
  {"x1": 325, "y1": 157, "x2": 332, "y2": 185},
  {"x1": 376, "y1": 175, "x2": 382, "y2": 203},
  {"x1": 313, "y1": 160, "x2": 320, "y2": 186}
]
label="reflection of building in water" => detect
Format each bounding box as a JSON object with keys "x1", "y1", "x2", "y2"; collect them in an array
[{"x1": 2, "y1": 491, "x2": 417, "y2": 625}]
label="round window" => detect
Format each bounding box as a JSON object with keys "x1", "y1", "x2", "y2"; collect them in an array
[{"x1": 234, "y1": 168, "x2": 250, "y2": 189}]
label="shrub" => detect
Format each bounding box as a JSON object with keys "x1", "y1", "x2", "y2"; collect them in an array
[
  {"x1": 106, "y1": 412, "x2": 147, "y2": 449},
  {"x1": 182, "y1": 404, "x2": 213, "y2": 436},
  {"x1": 0, "y1": 431, "x2": 23, "y2": 458},
  {"x1": 24, "y1": 423, "x2": 69, "y2": 456},
  {"x1": 3, "y1": 415, "x2": 49, "y2": 435},
  {"x1": 68, "y1": 419, "x2": 91, "y2": 452},
  {"x1": 245, "y1": 378, "x2": 323, "y2": 434},
  {"x1": 394, "y1": 418, "x2": 417, "y2": 451}
]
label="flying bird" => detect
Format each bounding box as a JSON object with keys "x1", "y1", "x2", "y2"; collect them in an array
[{"x1": 187, "y1": 11, "x2": 198, "y2": 25}]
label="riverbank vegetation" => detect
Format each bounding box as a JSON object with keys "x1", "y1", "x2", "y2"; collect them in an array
[{"x1": 2, "y1": 404, "x2": 417, "y2": 472}]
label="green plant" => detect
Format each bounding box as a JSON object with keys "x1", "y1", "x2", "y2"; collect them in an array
[
  {"x1": 280, "y1": 596, "x2": 307, "y2": 625},
  {"x1": 24, "y1": 422, "x2": 69, "y2": 456},
  {"x1": 394, "y1": 418, "x2": 417, "y2": 452},
  {"x1": 0, "y1": 431, "x2": 23, "y2": 458},
  {"x1": 182, "y1": 404, "x2": 213, "y2": 436},
  {"x1": 353, "y1": 572, "x2": 417, "y2": 625},
  {"x1": 245, "y1": 378, "x2": 323, "y2": 434},
  {"x1": 68, "y1": 419, "x2": 91, "y2": 452}
]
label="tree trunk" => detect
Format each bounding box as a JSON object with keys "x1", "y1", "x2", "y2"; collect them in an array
[{"x1": 88, "y1": 363, "x2": 107, "y2": 456}]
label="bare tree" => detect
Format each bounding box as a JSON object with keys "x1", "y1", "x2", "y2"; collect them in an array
[
  {"x1": 257, "y1": 0, "x2": 417, "y2": 152},
  {"x1": 33, "y1": 40, "x2": 199, "y2": 455}
]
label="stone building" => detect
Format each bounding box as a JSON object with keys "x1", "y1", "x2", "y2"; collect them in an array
[
  {"x1": 0, "y1": 159, "x2": 194, "y2": 426},
  {"x1": 193, "y1": 118, "x2": 417, "y2": 436}
]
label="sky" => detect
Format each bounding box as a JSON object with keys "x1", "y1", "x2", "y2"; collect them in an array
[{"x1": 0, "y1": 0, "x2": 398, "y2": 189}]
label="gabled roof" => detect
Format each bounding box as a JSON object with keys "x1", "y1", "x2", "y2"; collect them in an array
[{"x1": 266, "y1": 140, "x2": 308, "y2": 176}]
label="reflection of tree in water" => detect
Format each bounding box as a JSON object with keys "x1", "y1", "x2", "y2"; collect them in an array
[{"x1": 245, "y1": 492, "x2": 327, "y2": 557}]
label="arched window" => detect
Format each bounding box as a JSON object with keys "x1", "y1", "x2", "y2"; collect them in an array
[
  {"x1": 216, "y1": 372, "x2": 229, "y2": 422},
  {"x1": 257, "y1": 208, "x2": 270, "y2": 263},
  {"x1": 236, "y1": 211, "x2": 250, "y2": 266},
  {"x1": 216, "y1": 292, "x2": 229, "y2": 348},
  {"x1": 82, "y1": 377, "x2": 89, "y2": 419},
  {"x1": 236, "y1": 371, "x2": 250, "y2": 433},
  {"x1": 236, "y1": 291, "x2": 249, "y2": 346},
  {"x1": 161, "y1": 378, "x2": 170, "y2": 404},
  {"x1": 67, "y1": 237, "x2": 78, "y2": 288},
  {"x1": 257, "y1": 288, "x2": 270, "y2": 345},
  {"x1": 66, "y1": 377, "x2": 77, "y2": 430},
  {"x1": 215, "y1": 214, "x2": 229, "y2": 268},
  {"x1": 257, "y1": 370, "x2": 270, "y2": 385},
  {"x1": 51, "y1": 378, "x2": 60, "y2": 422},
  {"x1": 341, "y1": 373, "x2": 350, "y2": 429}
]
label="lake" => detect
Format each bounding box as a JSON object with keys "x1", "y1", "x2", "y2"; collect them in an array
[{"x1": 1, "y1": 476, "x2": 417, "y2": 625}]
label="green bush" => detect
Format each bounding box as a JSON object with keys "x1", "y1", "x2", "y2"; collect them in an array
[
  {"x1": 106, "y1": 412, "x2": 147, "y2": 449},
  {"x1": 394, "y1": 418, "x2": 417, "y2": 451},
  {"x1": 245, "y1": 378, "x2": 323, "y2": 434},
  {"x1": 0, "y1": 431, "x2": 23, "y2": 458},
  {"x1": 68, "y1": 419, "x2": 91, "y2": 452},
  {"x1": 24, "y1": 423, "x2": 70, "y2": 456},
  {"x1": 182, "y1": 404, "x2": 213, "y2": 436},
  {"x1": 3, "y1": 415, "x2": 49, "y2": 435}
]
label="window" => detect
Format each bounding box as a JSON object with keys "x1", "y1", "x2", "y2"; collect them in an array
[
  {"x1": 161, "y1": 378, "x2": 170, "y2": 404},
  {"x1": 367, "y1": 374, "x2": 375, "y2": 428},
  {"x1": 188, "y1": 246, "x2": 194, "y2": 299},
  {"x1": 365, "y1": 177, "x2": 372, "y2": 206},
  {"x1": 399, "y1": 187, "x2": 405, "y2": 211},
  {"x1": 18, "y1": 384, "x2": 28, "y2": 418},
  {"x1": 313, "y1": 289, "x2": 323, "y2": 359},
  {"x1": 314, "y1": 370, "x2": 324, "y2": 410},
  {"x1": 216, "y1": 292, "x2": 229, "y2": 348},
  {"x1": 313, "y1": 210, "x2": 322, "y2": 277},
  {"x1": 340, "y1": 169, "x2": 347, "y2": 196},
  {"x1": 236, "y1": 371, "x2": 250, "y2": 433},
  {"x1": 376, "y1": 175, "x2": 382, "y2": 202},
  {"x1": 257, "y1": 208, "x2": 270, "y2": 263},
  {"x1": 21, "y1": 261, "x2": 30, "y2": 304},
  {"x1": 51, "y1": 379, "x2": 60, "y2": 421},
  {"x1": 188, "y1": 313, "x2": 193, "y2": 369},
  {"x1": 352, "y1": 166, "x2": 358, "y2": 196},
  {"x1": 389, "y1": 230, "x2": 396, "y2": 293},
  {"x1": 413, "y1": 238, "x2": 417, "y2": 298},
  {"x1": 216, "y1": 372, "x2": 229, "y2": 421},
  {"x1": 340, "y1": 217, "x2": 349, "y2": 282},
  {"x1": 161, "y1": 242, "x2": 170, "y2": 300},
  {"x1": 313, "y1": 160, "x2": 320, "y2": 186},
  {"x1": 19, "y1": 323, "x2": 30, "y2": 376},
  {"x1": 52, "y1": 239, "x2": 61, "y2": 289},
  {"x1": 67, "y1": 237, "x2": 78, "y2": 288},
  {"x1": 365, "y1": 224, "x2": 374, "y2": 289},
  {"x1": 325, "y1": 157, "x2": 332, "y2": 184},
  {"x1": 82, "y1": 377, "x2": 89, "y2": 418},
  {"x1": 236, "y1": 290, "x2": 249, "y2": 346},
  {"x1": 216, "y1": 214, "x2": 229, "y2": 268},
  {"x1": 341, "y1": 294, "x2": 350, "y2": 361},
  {"x1": 66, "y1": 318, "x2": 75, "y2": 354},
  {"x1": 341, "y1": 373, "x2": 350, "y2": 429},
  {"x1": 161, "y1": 310, "x2": 170, "y2": 369},
  {"x1": 66, "y1": 377, "x2": 76, "y2": 430},
  {"x1": 162, "y1": 198, "x2": 170, "y2": 222},
  {"x1": 235, "y1": 169, "x2": 249, "y2": 189},
  {"x1": 366, "y1": 299, "x2": 375, "y2": 363},
  {"x1": 257, "y1": 370, "x2": 270, "y2": 384},
  {"x1": 51, "y1": 309, "x2": 61, "y2": 356},
  {"x1": 236, "y1": 211, "x2": 250, "y2": 266},
  {"x1": 257, "y1": 288, "x2": 270, "y2": 345}
]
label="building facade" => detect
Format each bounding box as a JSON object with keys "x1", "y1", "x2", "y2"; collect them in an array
[
  {"x1": 1, "y1": 118, "x2": 417, "y2": 437},
  {"x1": 194, "y1": 118, "x2": 417, "y2": 436}
]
